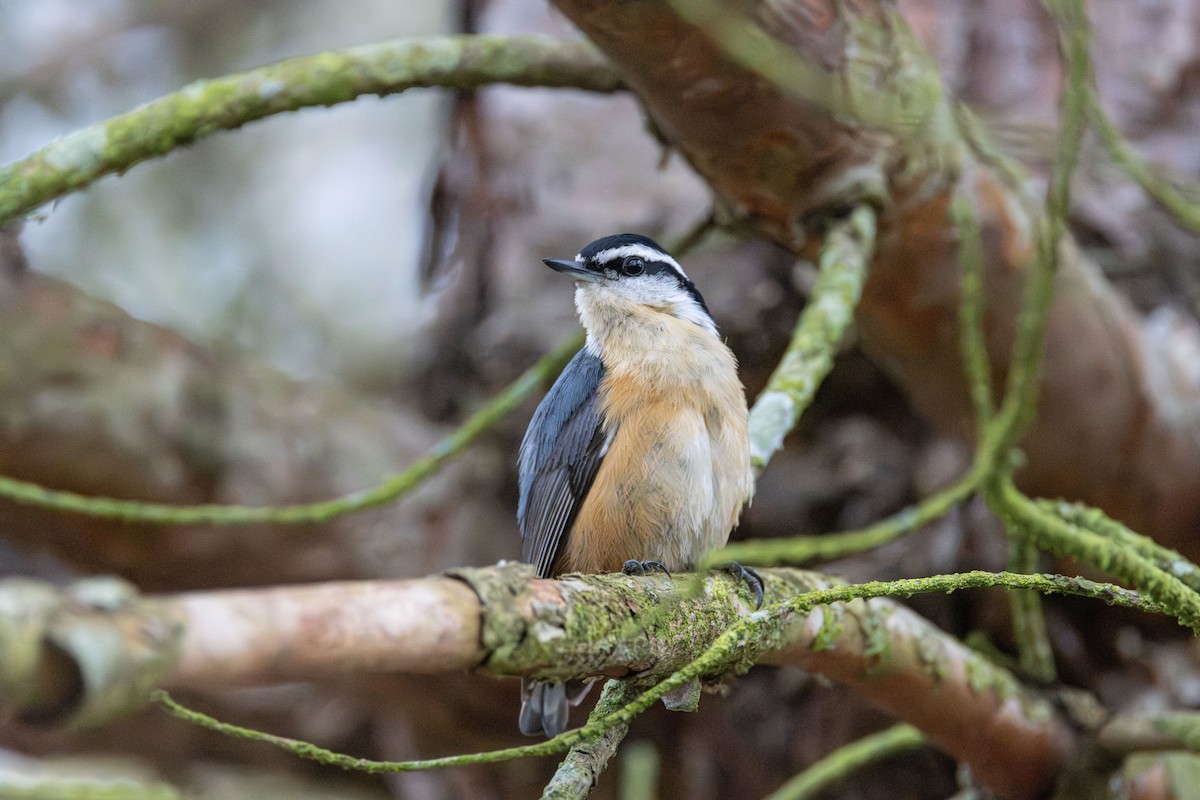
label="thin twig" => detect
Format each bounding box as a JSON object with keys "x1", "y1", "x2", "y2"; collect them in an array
[
  {"x1": 1086, "y1": 87, "x2": 1200, "y2": 235},
  {"x1": 982, "y1": 0, "x2": 1091, "y2": 463},
  {"x1": 993, "y1": 478, "x2": 1200, "y2": 632},
  {"x1": 1043, "y1": 500, "x2": 1200, "y2": 594},
  {"x1": 949, "y1": 189, "x2": 995, "y2": 434},
  {"x1": 0, "y1": 333, "x2": 581, "y2": 524},
  {"x1": 710, "y1": 471, "x2": 977, "y2": 567},
  {"x1": 975, "y1": 0, "x2": 1094, "y2": 683},
  {"x1": 763, "y1": 723, "x2": 925, "y2": 800}
]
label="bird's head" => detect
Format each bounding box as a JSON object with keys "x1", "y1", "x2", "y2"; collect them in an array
[{"x1": 543, "y1": 233, "x2": 716, "y2": 335}]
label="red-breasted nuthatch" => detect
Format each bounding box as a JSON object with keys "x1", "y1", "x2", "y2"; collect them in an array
[{"x1": 517, "y1": 233, "x2": 757, "y2": 737}]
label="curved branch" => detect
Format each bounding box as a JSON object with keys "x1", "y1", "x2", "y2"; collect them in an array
[
  {"x1": 5, "y1": 567, "x2": 1158, "y2": 797},
  {"x1": 763, "y1": 723, "x2": 925, "y2": 800},
  {"x1": 0, "y1": 35, "x2": 622, "y2": 225}
]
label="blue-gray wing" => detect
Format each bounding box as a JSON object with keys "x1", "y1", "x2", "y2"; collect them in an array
[{"x1": 518, "y1": 348, "x2": 609, "y2": 578}]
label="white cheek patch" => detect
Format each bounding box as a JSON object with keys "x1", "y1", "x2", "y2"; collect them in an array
[{"x1": 580, "y1": 276, "x2": 718, "y2": 337}]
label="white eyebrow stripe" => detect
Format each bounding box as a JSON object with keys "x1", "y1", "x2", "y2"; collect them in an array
[{"x1": 584, "y1": 244, "x2": 688, "y2": 279}]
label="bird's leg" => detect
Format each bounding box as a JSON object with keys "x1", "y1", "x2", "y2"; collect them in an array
[
  {"x1": 622, "y1": 559, "x2": 671, "y2": 577},
  {"x1": 718, "y1": 562, "x2": 765, "y2": 608}
]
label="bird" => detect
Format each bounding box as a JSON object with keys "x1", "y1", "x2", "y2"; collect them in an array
[{"x1": 516, "y1": 233, "x2": 757, "y2": 738}]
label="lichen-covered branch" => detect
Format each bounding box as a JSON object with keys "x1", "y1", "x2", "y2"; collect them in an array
[
  {"x1": 992, "y1": 479, "x2": 1200, "y2": 632},
  {"x1": 1045, "y1": 500, "x2": 1200, "y2": 595},
  {"x1": 541, "y1": 680, "x2": 643, "y2": 800},
  {"x1": 745, "y1": 205, "x2": 875, "y2": 475},
  {"x1": 7, "y1": 566, "x2": 1177, "y2": 797},
  {"x1": 0, "y1": 35, "x2": 621, "y2": 226}
]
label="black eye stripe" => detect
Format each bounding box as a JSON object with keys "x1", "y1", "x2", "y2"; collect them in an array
[{"x1": 590, "y1": 257, "x2": 676, "y2": 277}]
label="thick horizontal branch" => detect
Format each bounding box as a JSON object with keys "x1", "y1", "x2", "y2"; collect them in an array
[
  {"x1": 1, "y1": 566, "x2": 1141, "y2": 797},
  {"x1": 164, "y1": 577, "x2": 485, "y2": 685},
  {"x1": 0, "y1": 34, "x2": 621, "y2": 225}
]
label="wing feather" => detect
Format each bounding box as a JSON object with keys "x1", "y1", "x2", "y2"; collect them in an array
[{"x1": 518, "y1": 349, "x2": 609, "y2": 578}]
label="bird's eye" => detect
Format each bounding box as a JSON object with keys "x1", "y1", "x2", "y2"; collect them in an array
[{"x1": 621, "y1": 256, "x2": 645, "y2": 276}]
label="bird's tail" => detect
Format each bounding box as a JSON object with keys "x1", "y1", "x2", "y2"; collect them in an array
[{"x1": 518, "y1": 678, "x2": 594, "y2": 737}]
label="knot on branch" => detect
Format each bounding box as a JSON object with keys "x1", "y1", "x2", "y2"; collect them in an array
[{"x1": 0, "y1": 576, "x2": 183, "y2": 729}]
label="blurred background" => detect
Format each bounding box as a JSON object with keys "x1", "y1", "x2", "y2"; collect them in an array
[
  {"x1": 1, "y1": 0, "x2": 450, "y2": 382},
  {"x1": 2, "y1": 0, "x2": 1200, "y2": 798}
]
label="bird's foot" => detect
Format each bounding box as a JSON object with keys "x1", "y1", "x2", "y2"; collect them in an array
[
  {"x1": 622, "y1": 559, "x2": 671, "y2": 577},
  {"x1": 720, "y1": 562, "x2": 765, "y2": 608}
]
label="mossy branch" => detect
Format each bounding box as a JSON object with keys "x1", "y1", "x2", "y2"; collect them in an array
[
  {"x1": 958, "y1": 0, "x2": 1091, "y2": 685},
  {"x1": 541, "y1": 680, "x2": 645, "y2": 799},
  {"x1": 709, "y1": 472, "x2": 977, "y2": 568},
  {"x1": 0, "y1": 35, "x2": 621, "y2": 226},
  {"x1": 144, "y1": 564, "x2": 1176, "y2": 799},
  {"x1": 8, "y1": 564, "x2": 1184, "y2": 797},
  {"x1": 980, "y1": 0, "x2": 1091, "y2": 468},
  {"x1": 1006, "y1": 535, "x2": 1056, "y2": 683},
  {"x1": 1044, "y1": 500, "x2": 1200, "y2": 594},
  {"x1": 746, "y1": 206, "x2": 875, "y2": 476},
  {"x1": 1086, "y1": 87, "x2": 1200, "y2": 235},
  {"x1": 991, "y1": 480, "x2": 1200, "y2": 632},
  {"x1": 949, "y1": 190, "x2": 995, "y2": 434}
]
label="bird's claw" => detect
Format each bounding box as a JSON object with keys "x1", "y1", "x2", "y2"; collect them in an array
[
  {"x1": 622, "y1": 559, "x2": 671, "y2": 577},
  {"x1": 721, "y1": 562, "x2": 765, "y2": 608}
]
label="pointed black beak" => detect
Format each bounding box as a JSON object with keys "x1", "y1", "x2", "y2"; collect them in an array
[{"x1": 543, "y1": 258, "x2": 602, "y2": 283}]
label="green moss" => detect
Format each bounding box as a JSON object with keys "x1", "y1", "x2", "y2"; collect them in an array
[
  {"x1": 964, "y1": 655, "x2": 990, "y2": 697},
  {"x1": 811, "y1": 605, "x2": 844, "y2": 652},
  {"x1": 860, "y1": 604, "x2": 892, "y2": 671},
  {"x1": 1152, "y1": 716, "x2": 1200, "y2": 752},
  {"x1": 916, "y1": 632, "x2": 947, "y2": 683}
]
